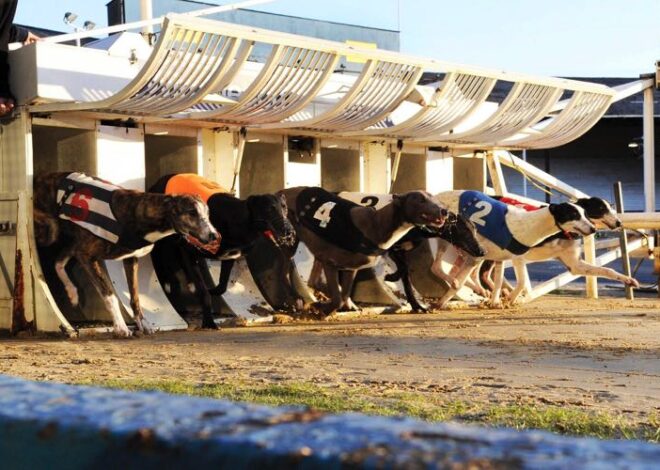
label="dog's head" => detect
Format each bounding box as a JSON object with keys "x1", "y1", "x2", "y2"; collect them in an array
[
  {"x1": 549, "y1": 202, "x2": 596, "y2": 236},
  {"x1": 575, "y1": 197, "x2": 621, "y2": 229},
  {"x1": 394, "y1": 190, "x2": 448, "y2": 227},
  {"x1": 441, "y1": 212, "x2": 486, "y2": 258},
  {"x1": 246, "y1": 193, "x2": 297, "y2": 247},
  {"x1": 167, "y1": 195, "x2": 220, "y2": 246}
]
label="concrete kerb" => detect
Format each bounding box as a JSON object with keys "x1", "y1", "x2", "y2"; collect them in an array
[{"x1": 0, "y1": 375, "x2": 658, "y2": 469}]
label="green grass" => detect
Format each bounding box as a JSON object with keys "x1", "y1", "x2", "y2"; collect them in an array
[{"x1": 81, "y1": 378, "x2": 659, "y2": 442}]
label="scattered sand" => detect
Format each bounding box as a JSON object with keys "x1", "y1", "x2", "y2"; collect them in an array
[{"x1": 1, "y1": 295, "x2": 659, "y2": 424}]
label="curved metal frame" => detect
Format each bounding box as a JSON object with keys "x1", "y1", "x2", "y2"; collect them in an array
[{"x1": 29, "y1": 13, "x2": 616, "y2": 151}]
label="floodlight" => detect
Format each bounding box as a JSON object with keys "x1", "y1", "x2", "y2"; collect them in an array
[{"x1": 63, "y1": 12, "x2": 78, "y2": 24}]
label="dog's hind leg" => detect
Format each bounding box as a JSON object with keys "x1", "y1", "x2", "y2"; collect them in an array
[
  {"x1": 54, "y1": 242, "x2": 79, "y2": 307},
  {"x1": 307, "y1": 258, "x2": 325, "y2": 291},
  {"x1": 79, "y1": 259, "x2": 131, "y2": 337},
  {"x1": 123, "y1": 257, "x2": 154, "y2": 335}
]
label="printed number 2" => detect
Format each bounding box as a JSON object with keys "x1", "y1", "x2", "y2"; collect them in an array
[
  {"x1": 70, "y1": 188, "x2": 93, "y2": 222},
  {"x1": 313, "y1": 201, "x2": 336, "y2": 228},
  {"x1": 469, "y1": 201, "x2": 492, "y2": 227}
]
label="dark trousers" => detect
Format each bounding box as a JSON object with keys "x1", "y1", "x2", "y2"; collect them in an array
[{"x1": 0, "y1": 0, "x2": 20, "y2": 98}]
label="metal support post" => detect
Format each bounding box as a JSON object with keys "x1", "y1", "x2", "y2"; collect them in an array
[{"x1": 614, "y1": 182, "x2": 634, "y2": 300}]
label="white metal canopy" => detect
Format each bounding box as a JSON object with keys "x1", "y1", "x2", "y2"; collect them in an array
[{"x1": 30, "y1": 14, "x2": 618, "y2": 150}]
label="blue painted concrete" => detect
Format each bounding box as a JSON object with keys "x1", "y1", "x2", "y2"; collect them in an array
[{"x1": 0, "y1": 375, "x2": 658, "y2": 469}]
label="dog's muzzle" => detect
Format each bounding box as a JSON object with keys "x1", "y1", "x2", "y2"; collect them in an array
[{"x1": 185, "y1": 230, "x2": 221, "y2": 254}]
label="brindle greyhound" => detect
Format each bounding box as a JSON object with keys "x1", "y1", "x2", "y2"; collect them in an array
[
  {"x1": 150, "y1": 174, "x2": 298, "y2": 329},
  {"x1": 34, "y1": 172, "x2": 218, "y2": 337},
  {"x1": 280, "y1": 186, "x2": 447, "y2": 314}
]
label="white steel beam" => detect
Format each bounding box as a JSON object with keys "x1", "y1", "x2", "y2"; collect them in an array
[{"x1": 643, "y1": 86, "x2": 656, "y2": 212}]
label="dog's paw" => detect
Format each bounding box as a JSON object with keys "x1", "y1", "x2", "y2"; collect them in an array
[
  {"x1": 113, "y1": 325, "x2": 132, "y2": 338},
  {"x1": 340, "y1": 298, "x2": 359, "y2": 312},
  {"x1": 138, "y1": 320, "x2": 155, "y2": 335},
  {"x1": 486, "y1": 299, "x2": 504, "y2": 309},
  {"x1": 624, "y1": 277, "x2": 640, "y2": 288}
]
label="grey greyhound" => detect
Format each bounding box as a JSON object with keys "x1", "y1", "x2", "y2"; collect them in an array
[{"x1": 279, "y1": 186, "x2": 447, "y2": 315}]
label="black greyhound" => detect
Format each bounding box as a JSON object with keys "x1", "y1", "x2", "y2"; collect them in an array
[
  {"x1": 385, "y1": 212, "x2": 485, "y2": 312},
  {"x1": 150, "y1": 174, "x2": 297, "y2": 328},
  {"x1": 281, "y1": 186, "x2": 447, "y2": 315}
]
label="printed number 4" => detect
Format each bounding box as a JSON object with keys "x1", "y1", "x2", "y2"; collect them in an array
[
  {"x1": 469, "y1": 201, "x2": 492, "y2": 227},
  {"x1": 313, "y1": 201, "x2": 336, "y2": 228}
]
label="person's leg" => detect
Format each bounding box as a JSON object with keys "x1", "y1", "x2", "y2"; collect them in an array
[{"x1": 0, "y1": 0, "x2": 19, "y2": 115}]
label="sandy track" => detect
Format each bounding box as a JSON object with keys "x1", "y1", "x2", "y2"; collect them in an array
[{"x1": 1, "y1": 296, "x2": 659, "y2": 422}]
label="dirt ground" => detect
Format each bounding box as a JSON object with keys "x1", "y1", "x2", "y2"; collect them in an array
[{"x1": 1, "y1": 295, "x2": 659, "y2": 424}]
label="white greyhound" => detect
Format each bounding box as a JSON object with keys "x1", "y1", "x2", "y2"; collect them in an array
[
  {"x1": 432, "y1": 190, "x2": 596, "y2": 307},
  {"x1": 482, "y1": 196, "x2": 640, "y2": 305}
]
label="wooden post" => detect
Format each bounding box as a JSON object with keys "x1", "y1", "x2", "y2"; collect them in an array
[{"x1": 614, "y1": 182, "x2": 634, "y2": 300}]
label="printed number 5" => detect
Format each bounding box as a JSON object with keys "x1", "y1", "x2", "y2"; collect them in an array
[
  {"x1": 469, "y1": 201, "x2": 492, "y2": 227},
  {"x1": 313, "y1": 201, "x2": 336, "y2": 228},
  {"x1": 70, "y1": 188, "x2": 92, "y2": 222}
]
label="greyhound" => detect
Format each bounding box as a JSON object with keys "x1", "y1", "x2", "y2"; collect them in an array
[
  {"x1": 433, "y1": 190, "x2": 596, "y2": 307},
  {"x1": 480, "y1": 196, "x2": 639, "y2": 305},
  {"x1": 34, "y1": 172, "x2": 219, "y2": 337},
  {"x1": 280, "y1": 186, "x2": 447, "y2": 314},
  {"x1": 150, "y1": 173, "x2": 297, "y2": 328},
  {"x1": 335, "y1": 191, "x2": 484, "y2": 312},
  {"x1": 384, "y1": 214, "x2": 486, "y2": 312}
]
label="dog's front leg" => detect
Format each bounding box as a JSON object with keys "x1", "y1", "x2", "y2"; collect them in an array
[
  {"x1": 487, "y1": 262, "x2": 505, "y2": 308},
  {"x1": 307, "y1": 258, "x2": 325, "y2": 291},
  {"x1": 315, "y1": 264, "x2": 341, "y2": 315},
  {"x1": 388, "y1": 250, "x2": 428, "y2": 312},
  {"x1": 208, "y1": 259, "x2": 235, "y2": 296},
  {"x1": 79, "y1": 259, "x2": 131, "y2": 337},
  {"x1": 123, "y1": 257, "x2": 153, "y2": 335},
  {"x1": 559, "y1": 252, "x2": 640, "y2": 288},
  {"x1": 508, "y1": 259, "x2": 529, "y2": 305},
  {"x1": 339, "y1": 269, "x2": 359, "y2": 311}
]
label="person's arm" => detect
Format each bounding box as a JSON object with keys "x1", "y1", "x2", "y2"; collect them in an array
[{"x1": 8, "y1": 24, "x2": 26, "y2": 43}]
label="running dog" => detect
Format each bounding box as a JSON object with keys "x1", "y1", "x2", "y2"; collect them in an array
[
  {"x1": 280, "y1": 186, "x2": 447, "y2": 314},
  {"x1": 34, "y1": 172, "x2": 219, "y2": 337},
  {"x1": 433, "y1": 190, "x2": 596, "y2": 307},
  {"x1": 480, "y1": 196, "x2": 639, "y2": 304},
  {"x1": 150, "y1": 174, "x2": 297, "y2": 328},
  {"x1": 335, "y1": 191, "x2": 484, "y2": 312}
]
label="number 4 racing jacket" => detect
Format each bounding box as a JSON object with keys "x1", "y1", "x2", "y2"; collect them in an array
[
  {"x1": 296, "y1": 187, "x2": 385, "y2": 256},
  {"x1": 56, "y1": 172, "x2": 151, "y2": 250}
]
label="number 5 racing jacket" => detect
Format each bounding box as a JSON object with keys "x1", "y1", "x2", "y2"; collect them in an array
[{"x1": 56, "y1": 172, "x2": 151, "y2": 250}]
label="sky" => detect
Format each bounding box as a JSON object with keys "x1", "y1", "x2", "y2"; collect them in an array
[{"x1": 14, "y1": 0, "x2": 660, "y2": 77}]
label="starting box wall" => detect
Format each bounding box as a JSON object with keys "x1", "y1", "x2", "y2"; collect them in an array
[
  {"x1": 391, "y1": 151, "x2": 427, "y2": 193},
  {"x1": 321, "y1": 145, "x2": 361, "y2": 192},
  {"x1": 240, "y1": 139, "x2": 285, "y2": 197}
]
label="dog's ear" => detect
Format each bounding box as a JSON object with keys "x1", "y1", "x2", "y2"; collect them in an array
[
  {"x1": 548, "y1": 203, "x2": 558, "y2": 216},
  {"x1": 392, "y1": 194, "x2": 404, "y2": 208}
]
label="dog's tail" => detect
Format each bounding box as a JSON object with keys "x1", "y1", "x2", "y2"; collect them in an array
[{"x1": 33, "y1": 208, "x2": 60, "y2": 246}]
